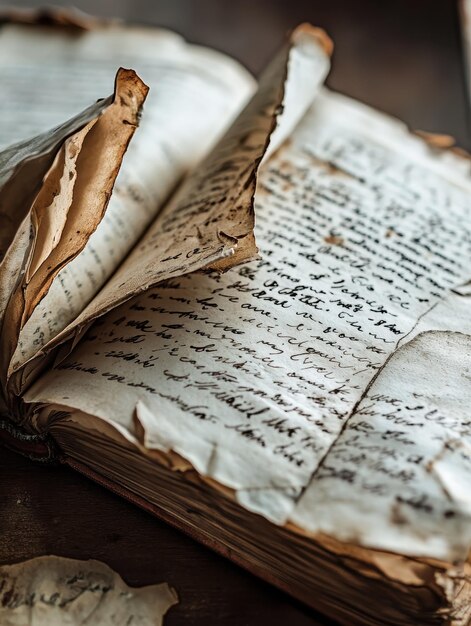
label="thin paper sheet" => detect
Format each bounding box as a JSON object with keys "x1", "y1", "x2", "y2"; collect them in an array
[
  {"x1": 0, "y1": 18, "x2": 255, "y2": 380},
  {"x1": 0, "y1": 68, "x2": 148, "y2": 409},
  {"x1": 27, "y1": 89, "x2": 471, "y2": 562},
  {"x1": 0, "y1": 556, "x2": 177, "y2": 626},
  {"x1": 8, "y1": 23, "x2": 332, "y2": 398}
]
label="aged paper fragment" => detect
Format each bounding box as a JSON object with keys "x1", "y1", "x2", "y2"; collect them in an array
[
  {"x1": 0, "y1": 88, "x2": 112, "y2": 269},
  {"x1": 0, "y1": 68, "x2": 148, "y2": 405},
  {"x1": 35, "y1": 24, "x2": 332, "y2": 368},
  {"x1": 5, "y1": 69, "x2": 148, "y2": 373},
  {"x1": 0, "y1": 21, "x2": 254, "y2": 384},
  {"x1": 0, "y1": 68, "x2": 146, "y2": 410},
  {"x1": 0, "y1": 555, "x2": 177, "y2": 626}
]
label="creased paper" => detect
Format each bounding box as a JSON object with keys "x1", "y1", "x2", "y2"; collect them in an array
[
  {"x1": 35, "y1": 25, "x2": 332, "y2": 370},
  {"x1": 5, "y1": 69, "x2": 148, "y2": 370},
  {"x1": 27, "y1": 89, "x2": 471, "y2": 562},
  {"x1": 0, "y1": 68, "x2": 148, "y2": 410},
  {"x1": 0, "y1": 19, "x2": 254, "y2": 390},
  {"x1": 0, "y1": 555, "x2": 177, "y2": 626}
]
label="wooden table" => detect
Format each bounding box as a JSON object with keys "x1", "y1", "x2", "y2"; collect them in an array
[
  {"x1": 0, "y1": 1, "x2": 468, "y2": 625},
  {"x1": 1, "y1": 447, "x2": 333, "y2": 625}
]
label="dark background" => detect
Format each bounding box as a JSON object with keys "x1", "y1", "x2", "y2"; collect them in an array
[
  {"x1": 0, "y1": 2, "x2": 469, "y2": 626},
  {"x1": 1, "y1": 0, "x2": 469, "y2": 146}
]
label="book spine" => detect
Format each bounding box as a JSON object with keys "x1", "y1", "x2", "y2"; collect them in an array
[{"x1": 0, "y1": 416, "x2": 59, "y2": 463}]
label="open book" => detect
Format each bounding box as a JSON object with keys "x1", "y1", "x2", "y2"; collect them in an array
[{"x1": 1, "y1": 10, "x2": 471, "y2": 626}]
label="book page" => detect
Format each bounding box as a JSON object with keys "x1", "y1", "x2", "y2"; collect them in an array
[
  {"x1": 0, "y1": 20, "x2": 254, "y2": 374},
  {"x1": 27, "y1": 89, "x2": 471, "y2": 561},
  {"x1": 52, "y1": 26, "x2": 332, "y2": 341},
  {"x1": 0, "y1": 70, "x2": 147, "y2": 412},
  {"x1": 292, "y1": 330, "x2": 471, "y2": 561},
  {"x1": 0, "y1": 90, "x2": 113, "y2": 311},
  {"x1": 1, "y1": 69, "x2": 147, "y2": 379},
  {"x1": 9, "y1": 23, "x2": 331, "y2": 398}
]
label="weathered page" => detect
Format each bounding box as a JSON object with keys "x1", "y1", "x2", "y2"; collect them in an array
[
  {"x1": 27, "y1": 88, "x2": 471, "y2": 562},
  {"x1": 0, "y1": 69, "x2": 147, "y2": 412},
  {"x1": 10, "y1": 23, "x2": 331, "y2": 398},
  {"x1": 292, "y1": 331, "x2": 471, "y2": 561},
  {"x1": 0, "y1": 21, "x2": 253, "y2": 148},
  {"x1": 0, "y1": 19, "x2": 254, "y2": 377},
  {"x1": 53, "y1": 25, "x2": 332, "y2": 336},
  {"x1": 2, "y1": 69, "x2": 147, "y2": 373},
  {"x1": 0, "y1": 556, "x2": 177, "y2": 625}
]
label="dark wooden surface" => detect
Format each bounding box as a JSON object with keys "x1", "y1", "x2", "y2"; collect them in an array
[
  {"x1": 0, "y1": 2, "x2": 469, "y2": 625},
  {"x1": 0, "y1": 448, "x2": 332, "y2": 626}
]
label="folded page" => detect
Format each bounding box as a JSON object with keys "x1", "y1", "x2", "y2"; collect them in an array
[
  {"x1": 11, "y1": 23, "x2": 332, "y2": 398},
  {"x1": 0, "y1": 19, "x2": 254, "y2": 378},
  {"x1": 0, "y1": 69, "x2": 147, "y2": 411},
  {"x1": 27, "y1": 88, "x2": 471, "y2": 562}
]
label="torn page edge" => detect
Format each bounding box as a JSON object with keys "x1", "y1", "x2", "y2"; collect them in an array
[
  {"x1": 315, "y1": 90, "x2": 471, "y2": 190},
  {"x1": 13, "y1": 24, "x2": 332, "y2": 387},
  {"x1": 23, "y1": 68, "x2": 148, "y2": 321},
  {"x1": 0, "y1": 93, "x2": 120, "y2": 392},
  {"x1": 119, "y1": 401, "x2": 471, "y2": 614},
  {"x1": 413, "y1": 129, "x2": 471, "y2": 161},
  {"x1": 0, "y1": 92, "x2": 116, "y2": 268},
  {"x1": 25, "y1": 132, "x2": 87, "y2": 282},
  {"x1": 37, "y1": 400, "x2": 470, "y2": 607},
  {"x1": 211, "y1": 25, "x2": 332, "y2": 271},
  {"x1": 0, "y1": 555, "x2": 178, "y2": 625},
  {"x1": 4, "y1": 68, "x2": 148, "y2": 381}
]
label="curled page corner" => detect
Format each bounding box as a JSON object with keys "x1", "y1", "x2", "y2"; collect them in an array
[
  {"x1": 1, "y1": 67, "x2": 148, "y2": 391},
  {"x1": 14, "y1": 21, "x2": 332, "y2": 393}
]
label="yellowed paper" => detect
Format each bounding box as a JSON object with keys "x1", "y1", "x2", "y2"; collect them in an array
[
  {"x1": 9, "y1": 24, "x2": 331, "y2": 397},
  {"x1": 0, "y1": 21, "x2": 255, "y2": 380},
  {"x1": 0, "y1": 68, "x2": 148, "y2": 402},
  {"x1": 0, "y1": 555, "x2": 177, "y2": 625},
  {"x1": 27, "y1": 89, "x2": 471, "y2": 563},
  {"x1": 64, "y1": 24, "x2": 332, "y2": 329}
]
